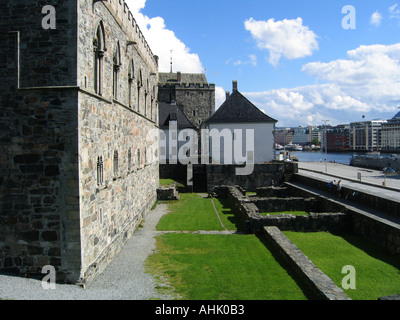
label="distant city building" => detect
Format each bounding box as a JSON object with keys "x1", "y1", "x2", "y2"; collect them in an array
[
  {"x1": 275, "y1": 128, "x2": 291, "y2": 146},
  {"x1": 308, "y1": 126, "x2": 322, "y2": 145},
  {"x1": 381, "y1": 111, "x2": 400, "y2": 152},
  {"x1": 292, "y1": 127, "x2": 309, "y2": 145},
  {"x1": 350, "y1": 120, "x2": 387, "y2": 152},
  {"x1": 327, "y1": 125, "x2": 351, "y2": 152}
]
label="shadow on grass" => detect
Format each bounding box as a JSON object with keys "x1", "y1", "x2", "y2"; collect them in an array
[
  {"x1": 217, "y1": 198, "x2": 246, "y2": 233},
  {"x1": 215, "y1": 196, "x2": 317, "y2": 300},
  {"x1": 256, "y1": 231, "x2": 319, "y2": 300},
  {"x1": 334, "y1": 231, "x2": 400, "y2": 275}
]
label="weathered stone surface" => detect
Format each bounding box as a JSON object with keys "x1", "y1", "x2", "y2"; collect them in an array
[
  {"x1": 216, "y1": 185, "x2": 350, "y2": 233},
  {"x1": 157, "y1": 187, "x2": 180, "y2": 201},
  {"x1": 0, "y1": 0, "x2": 159, "y2": 285},
  {"x1": 262, "y1": 226, "x2": 351, "y2": 300}
]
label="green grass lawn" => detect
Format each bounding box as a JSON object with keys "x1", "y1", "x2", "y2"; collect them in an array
[
  {"x1": 157, "y1": 193, "x2": 225, "y2": 231},
  {"x1": 146, "y1": 233, "x2": 308, "y2": 300},
  {"x1": 283, "y1": 231, "x2": 400, "y2": 300},
  {"x1": 260, "y1": 211, "x2": 309, "y2": 216},
  {"x1": 212, "y1": 197, "x2": 245, "y2": 231},
  {"x1": 148, "y1": 190, "x2": 400, "y2": 300},
  {"x1": 147, "y1": 192, "x2": 307, "y2": 300},
  {"x1": 159, "y1": 179, "x2": 184, "y2": 187},
  {"x1": 157, "y1": 193, "x2": 242, "y2": 231}
]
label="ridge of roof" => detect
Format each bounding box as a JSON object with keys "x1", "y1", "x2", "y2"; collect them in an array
[{"x1": 206, "y1": 90, "x2": 277, "y2": 124}]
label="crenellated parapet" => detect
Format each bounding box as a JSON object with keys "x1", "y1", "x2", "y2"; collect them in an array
[
  {"x1": 159, "y1": 83, "x2": 216, "y2": 90},
  {"x1": 97, "y1": 0, "x2": 158, "y2": 72}
]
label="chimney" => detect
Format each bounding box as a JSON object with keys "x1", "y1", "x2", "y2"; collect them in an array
[
  {"x1": 232, "y1": 80, "x2": 238, "y2": 92},
  {"x1": 177, "y1": 71, "x2": 182, "y2": 83},
  {"x1": 226, "y1": 91, "x2": 230, "y2": 100}
]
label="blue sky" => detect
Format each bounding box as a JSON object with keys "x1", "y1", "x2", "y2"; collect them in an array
[{"x1": 127, "y1": 0, "x2": 400, "y2": 127}]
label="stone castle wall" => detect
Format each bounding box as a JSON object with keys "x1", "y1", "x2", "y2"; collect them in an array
[
  {"x1": 0, "y1": 0, "x2": 160, "y2": 284},
  {"x1": 0, "y1": 0, "x2": 81, "y2": 283}
]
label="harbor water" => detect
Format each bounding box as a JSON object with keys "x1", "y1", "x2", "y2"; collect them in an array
[
  {"x1": 279, "y1": 151, "x2": 391, "y2": 165},
  {"x1": 288, "y1": 151, "x2": 353, "y2": 164}
]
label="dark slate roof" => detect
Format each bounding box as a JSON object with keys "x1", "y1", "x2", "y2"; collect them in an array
[
  {"x1": 159, "y1": 72, "x2": 208, "y2": 85},
  {"x1": 392, "y1": 111, "x2": 400, "y2": 120},
  {"x1": 206, "y1": 90, "x2": 277, "y2": 124},
  {"x1": 158, "y1": 102, "x2": 196, "y2": 129}
]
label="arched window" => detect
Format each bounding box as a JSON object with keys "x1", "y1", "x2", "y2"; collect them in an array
[
  {"x1": 128, "y1": 148, "x2": 132, "y2": 171},
  {"x1": 113, "y1": 150, "x2": 119, "y2": 176},
  {"x1": 94, "y1": 21, "x2": 106, "y2": 96},
  {"x1": 113, "y1": 42, "x2": 121, "y2": 100},
  {"x1": 137, "y1": 70, "x2": 143, "y2": 113},
  {"x1": 97, "y1": 156, "x2": 104, "y2": 186},
  {"x1": 128, "y1": 60, "x2": 134, "y2": 109},
  {"x1": 151, "y1": 85, "x2": 156, "y2": 120},
  {"x1": 144, "y1": 78, "x2": 149, "y2": 117}
]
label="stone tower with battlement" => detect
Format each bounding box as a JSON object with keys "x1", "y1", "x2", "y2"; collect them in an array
[
  {"x1": 0, "y1": 0, "x2": 159, "y2": 285},
  {"x1": 158, "y1": 72, "x2": 215, "y2": 128}
]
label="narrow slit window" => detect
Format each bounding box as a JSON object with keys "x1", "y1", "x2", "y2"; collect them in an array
[
  {"x1": 97, "y1": 156, "x2": 104, "y2": 186},
  {"x1": 114, "y1": 150, "x2": 119, "y2": 176}
]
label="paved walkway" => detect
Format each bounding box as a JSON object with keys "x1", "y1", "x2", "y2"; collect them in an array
[
  {"x1": 298, "y1": 162, "x2": 400, "y2": 196},
  {"x1": 0, "y1": 203, "x2": 173, "y2": 300},
  {"x1": 298, "y1": 162, "x2": 400, "y2": 191}
]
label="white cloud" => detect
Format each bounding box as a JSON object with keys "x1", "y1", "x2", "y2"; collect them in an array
[
  {"x1": 215, "y1": 86, "x2": 227, "y2": 110},
  {"x1": 232, "y1": 54, "x2": 257, "y2": 67},
  {"x1": 370, "y1": 11, "x2": 382, "y2": 26},
  {"x1": 389, "y1": 3, "x2": 400, "y2": 19},
  {"x1": 243, "y1": 43, "x2": 400, "y2": 127},
  {"x1": 244, "y1": 17, "x2": 318, "y2": 66},
  {"x1": 302, "y1": 43, "x2": 400, "y2": 105},
  {"x1": 125, "y1": 0, "x2": 203, "y2": 73}
]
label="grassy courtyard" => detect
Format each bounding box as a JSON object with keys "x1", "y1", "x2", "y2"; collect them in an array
[
  {"x1": 284, "y1": 231, "x2": 400, "y2": 300},
  {"x1": 146, "y1": 233, "x2": 307, "y2": 300},
  {"x1": 147, "y1": 192, "x2": 307, "y2": 300},
  {"x1": 147, "y1": 182, "x2": 400, "y2": 300}
]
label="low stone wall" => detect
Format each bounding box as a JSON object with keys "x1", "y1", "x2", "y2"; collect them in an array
[
  {"x1": 256, "y1": 186, "x2": 290, "y2": 198},
  {"x1": 252, "y1": 197, "x2": 318, "y2": 213},
  {"x1": 207, "y1": 162, "x2": 298, "y2": 193},
  {"x1": 286, "y1": 182, "x2": 400, "y2": 257},
  {"x1": 351, "y1": 210, "x2": 400, "y2": 256},
  {"x1": 215, "y1": 186, "x2": 349, "y2": 234},
  {"x1": 159, "y1": 163, "x2": 187, "y2": 182},
  {"x1": 157, "y1": 186, "x2": 180, "y2": 201},
  {"x1": 261, "y1": 226, "x2": 351, "y2": 300},
  {"x1": 258, "y1": 212, "x2": 349, "y2": 234}
]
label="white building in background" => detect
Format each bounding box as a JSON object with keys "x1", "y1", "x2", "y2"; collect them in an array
[{"x1": 204, "y1": 81, "x2": 277, "y2": 164}]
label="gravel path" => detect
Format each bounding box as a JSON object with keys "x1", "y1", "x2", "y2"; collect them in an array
[{"x1": 0, "y1": 203, "x2": 173, "y2": 300}]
